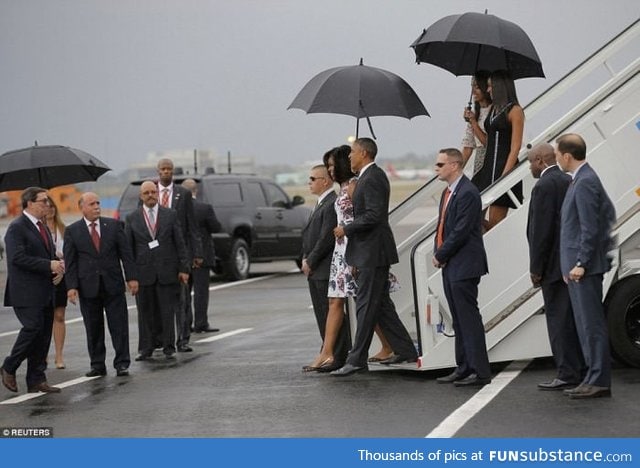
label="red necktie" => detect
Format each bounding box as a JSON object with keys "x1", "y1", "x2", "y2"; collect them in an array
[
  {"x1": 37, "y1": 221, "x2": 50, "y2": 251},
  {"x1": 90, "y1": 222, "x2": 100, "y2": 252},
  {"x1": 161, "y1": 189, "x2": 170, "y2": 207},
  {"x1": 436, "y1": 188, "x2": 451, "y2": 249}
]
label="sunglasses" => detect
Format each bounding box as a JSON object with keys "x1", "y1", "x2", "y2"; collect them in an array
[{"x1": 309, "y1": 176, "x2": 325, "y2": 182}]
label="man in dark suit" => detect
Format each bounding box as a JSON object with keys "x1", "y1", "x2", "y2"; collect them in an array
[
  {"x1": 125, "y1": 181, "x2": 190, "y2": 360},
  {"x1": 181, "y1": 179, "x2": 221, "y2": 333},
  {"x1": 526, "y1": 143, "x2": 584, "y2": 390},
  {"x1": 556, "y1": 133, "x2": 616, "y2": 399},
  {"x1": 331, "y1": 138, "x2": 417, "y2": 376},
  {"x1": 432, "y1": 148, "x2": 491, "y2": 387},
  {"x1": 1, "y1": 187, "x2": 64, "y2": 394},
  {"x1": 156, "y1": 158, "x2": 202, "y2": 352},
  {"x1": 301, "y1": 164, "x2": 349, "y2": 370},
  {"x1": 64, "y1": 192, "x2": 139, "y2": 377}
]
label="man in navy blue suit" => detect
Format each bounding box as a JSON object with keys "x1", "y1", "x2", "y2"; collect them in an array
[
  {"x1": 64, "y1": 192, "x2": 139, "y2": 377},
  {"x1": 526, "y1": 143, "x2": 584, "y2": 390},
  {"x1": 432, "y1": 148, "x2": 491, "y2": 387},
  {"x1": 556, "y1": 133, "x2": 615, "y2": 399},
  {"x1": 1, "y1": 187, "x2": 65, "y2": 394}
]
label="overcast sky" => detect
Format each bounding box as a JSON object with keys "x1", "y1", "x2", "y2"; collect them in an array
[{"x1": 0, "y1": 1, "x2": 638, "y2": 173}]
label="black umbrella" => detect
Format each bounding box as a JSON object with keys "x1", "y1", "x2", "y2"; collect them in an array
[
  {"x1": 0, "y1": 144, "x2": 111, "y2": 192},
  {"x1": 410, "y1": 12, "x2": 545, "y2": 80},
  {"x1": 288, "y1": 58, "x2": 429, "y2": 139}
]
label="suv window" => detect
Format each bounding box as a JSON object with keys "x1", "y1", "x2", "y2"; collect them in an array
[
  {"x1": 206, "y1": 181, "x2": 243, "y2": 206},
  {"x1": 246, "y1": 182, "x2": 267, "y2": 207},
  {"x1": 263, "y1": 182, "x2": 289, "y2": 208}
]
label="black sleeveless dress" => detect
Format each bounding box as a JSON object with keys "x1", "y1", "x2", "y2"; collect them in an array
[{"x1": 471, "y1": 103, "x2": 523, "y2": 208}]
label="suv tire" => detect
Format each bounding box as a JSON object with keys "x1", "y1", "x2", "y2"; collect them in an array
[{"x1": 226, "y1": 238, "x2": 250, "y2": 281}]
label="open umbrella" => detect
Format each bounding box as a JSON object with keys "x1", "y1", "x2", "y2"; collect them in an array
[
  {"x1": 410, "y1": 11, "x2": 545, "y2": 80},
  {"x1": 288, "y1": 58, "x2": 429, "y2": 139},
  {"x1": 0, "y1": 144, "x2": 111, "y2": 192}
]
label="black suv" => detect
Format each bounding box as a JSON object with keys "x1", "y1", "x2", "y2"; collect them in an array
[{"x1": 115, "y1": 174, "x2": 311, "y2": 280}]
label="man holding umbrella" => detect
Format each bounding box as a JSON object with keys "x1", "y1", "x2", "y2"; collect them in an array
[{"x1": 1, "y1": 187, "x2": 64, "y2": 394}]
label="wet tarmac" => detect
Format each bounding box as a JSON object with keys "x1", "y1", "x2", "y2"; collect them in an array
[{"x1": 0, "y1": 261, "x2": 639, "y2": 438}]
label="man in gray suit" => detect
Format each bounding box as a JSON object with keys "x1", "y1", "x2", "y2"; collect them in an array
[
  {"x1": 125, "y1": 181, "x2": 190, "y2": 360},
  {"x1": 331, "y1": 138, "x2": 417, "y2": 376},
  {"x1": 556, "y1": 133, "x2": 615, "y2": 399},
  {"x1": 301, "y1": 164, "x2": 348, "y2": 370},
  {"x1": 527, "y1": 143, "x2": 584, "y2": 390}
]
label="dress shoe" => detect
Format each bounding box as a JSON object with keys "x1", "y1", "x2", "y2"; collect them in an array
[
  {"x1": 1, "y1": 367, "x2": 18, "y2": 393},
  {"x1": 177, "y1": 345, "x2": 193, "y2": 353},
  {"x1": 453, "y1": 373, "x2": 491, "y2": 387},
  {"x1": 116, "y1": 368, "x2": 129, "y2": 377},
  {"x1": 330, "y1": 363, "x2": 367, "y2": 377},
  {"x1": 165, "y1": 352, "x2": 176, "y2": 360},
  {"x1": 194, "y1": 327, "x2": 220, "y2": 333},
  {"x1": 436, "y1": 370, "x2": 465, "y2": 384},
  {"x1": 378, "y1": 355, "x2": 417, "y2": 365},
  {"x1": 568, "y1": 384, "x2": 611, "y2": 399},
  {"x1": 563, "y1": 384, "x2": 585, "y2": 395},
  {"x1": 537, "y1": 378, "x2": 576, "y2": 391},
  {"x1": 135, "y1": 353, "x2": 152, "y2": 362},
  {"x1": 85, "y1": 368, "x2": 107, "y2": 377},
  {"x1": 27, "y1": 382, "x2": 61, "y2": 393}
]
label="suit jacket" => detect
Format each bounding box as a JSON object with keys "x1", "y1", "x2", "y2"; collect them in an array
[
  {"x1": 63, "y1": 216, "x2": 137, "y2": 298},
  {"x1": 527, "y1": 166, "x2": 571, "y2": 284},
  {"x1": 560, "y1": 162, "x2": 616, "y2": 276},
  {"x1": 3, "y1": 214, "x2": 55, "y2": 307},
  {"x1": 125, "y1": 206, "x2": 190, "y2": 286},
  {"x1": 193, "y1": 198, "x2": 221, "y2": 267},
  {"x1": 434, "y1": 175, "x2": 488, "y2": 281},
  {"x1": 343, "y1": 164, "x2": 398, "y2": 269},
  {"x1": 158, "y1": 183, "x2": 202, "y2": 260},
  {"x1": 301, "y1": 191, "x2": 337, "y2": 280}
]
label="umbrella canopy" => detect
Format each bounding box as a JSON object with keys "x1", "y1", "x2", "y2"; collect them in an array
[
  {"x1": 411, "y1": 12, "x2": 544, "y2": 80},
  {"x1": 288, "y1": 59, "x2": 429, "y2": 138},
  {"x1": 0, "y1": 145, "x2": 111, "y2": 192}
]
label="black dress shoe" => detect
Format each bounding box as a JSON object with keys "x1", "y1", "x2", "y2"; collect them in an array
[
  {"x1": 378, "y1": 355, "x2": 417, "y2": 365},
  {"x1": 453, "y1": 373, "x2": 491, "y2": 387},
  {"x1": 537, "y1": 378, "x2": 576, "y2": 391},
  {"x1": 85, "y1": 368, "x2": 107, "y2": 377},
  {"x1": 177, "y1": 345, "x2": 193, "y2": 352},
  {"x1": 436, "y1": 370, "x2": 465, "y2": 384},
  {"x1": 194, "y1": 327, "x2": 220, "y2": 333},
  {"x1": 135, "y1": 353, "x2": 152, "y2": 362},
  {"x1": 568, "y1": 384, "x2": 611, "y2": 399},
  {"x1": 330, "y1": 363, "x2": 367, "y2": 377},
  {"x1": 165, "y1": 352, "x2": 176, "y2": 359},
  {"x1": 116, "y1": 368, "x2": 129, "y2": 377}
]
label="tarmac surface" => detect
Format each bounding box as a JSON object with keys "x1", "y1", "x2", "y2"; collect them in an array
[{"x1": 0, "y1": 260, "x2": 639, "y2": 438}]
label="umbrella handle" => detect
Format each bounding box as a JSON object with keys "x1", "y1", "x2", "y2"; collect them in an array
[{"x1": 365, "y1": 115, "x2": 377, "y2": 140}]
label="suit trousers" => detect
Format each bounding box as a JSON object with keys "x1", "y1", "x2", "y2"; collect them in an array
[
  {"x1": 79, "y1": 280, "x2": 131, "y2": 371},
  {"x1": 191, "y1": 266, "x2": 212, "y2": 330},
  {"x1": 307, "y1": 278, "x2": 349, "y2": 364},
  {"x1": 137, "y1": 282, "x2": 180, "y2": 355},
  {"x1": 567, "y1": 274, "x2": 611, "y2": 387},
  {"x1": 3, "y1": 305, "x2": 54, "y2": 388},
  {"x1": 346, "y1": 266, "x2": 416, "y2": 367},
  {"x1": 540, "y1": 279, "x2": 584, "y2": 383},
  {"x1": 176, "y1": 283, "x2": 191, "y2": 347},
  {"x1": 442, "y1": 271, "x2": 491, "y2": 379}
]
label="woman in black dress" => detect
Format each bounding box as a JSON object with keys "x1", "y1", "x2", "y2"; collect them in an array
[{"x1": 471, "y1": 70, "x2": 525, "y2": 231}]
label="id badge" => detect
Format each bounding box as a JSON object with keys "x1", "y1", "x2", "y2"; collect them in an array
[{"x1": 148, "y1": 239, "x2": 160, "y2": 249}]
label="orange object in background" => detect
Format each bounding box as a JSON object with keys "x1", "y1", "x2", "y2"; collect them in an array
[{"x1": 1, "y1": 185, "x2": 83, "y2": 218}]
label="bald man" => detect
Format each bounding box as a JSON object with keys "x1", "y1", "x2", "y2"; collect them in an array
[
  {"x1": 64, "y1": 192, "x2": 138, "y2": 377},
  {"x1": 526, "y1": 143, "x2": 584, "y2": 391}
]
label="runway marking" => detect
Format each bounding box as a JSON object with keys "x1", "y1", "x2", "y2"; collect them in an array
[
  {"x1": 426, "y1": 359, "x2": 531, "y2": 438},
  {"x1": 0, "y1": 317, "x2": 84, "y2": 338},
  {"x1": 194, "y1": 328, "x2": 252, "y2": 343},
  {"x1": 0, "y1": 376, "x2": 101, "y2": 405}
]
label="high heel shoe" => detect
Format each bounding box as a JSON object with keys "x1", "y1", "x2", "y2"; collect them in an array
[
  {"x1": 316, "y1": 357, "x2": 339, "y2": 373},
  {"x1": 302, "y1": 357, "x2": 332, "y2": 373},
  {"x1": 55, "y1": 362, "x2": 66, "y2": 369},
  {"x1": 368, "y1": 353, "x2": 395, "y2": 363}
]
